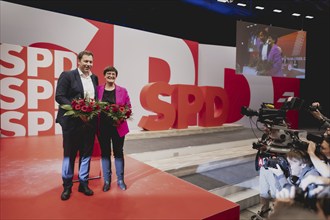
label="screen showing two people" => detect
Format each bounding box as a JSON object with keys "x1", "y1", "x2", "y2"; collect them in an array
[{"x1": 236, "y1": 21, "x2": 307, "y2": 79}]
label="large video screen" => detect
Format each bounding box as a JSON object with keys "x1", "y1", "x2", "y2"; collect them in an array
[{"x1": 236, "y1": 21, "x2": 307, "y2": 79}]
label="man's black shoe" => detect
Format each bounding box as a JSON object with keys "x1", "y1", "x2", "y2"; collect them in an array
[
  {"x1": 103, "y1": 181, "x2": 111, "y2": 192},
  {"x1": 78, "y1": 184, "x2": 94, "y2": 196},
  {"x1": 61, "y1": 188, "x2": 72, "y2": 201}
]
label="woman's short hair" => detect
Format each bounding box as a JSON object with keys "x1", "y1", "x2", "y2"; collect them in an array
[{"x1": 103, "y1": 66, "x2": 118, "y2": 76}]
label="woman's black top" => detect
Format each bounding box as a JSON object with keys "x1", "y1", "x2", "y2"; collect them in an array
[
  {"x1": 102, "y1": 89, "x2": 116, "y2": 104},
  {"x1": 101, "y1": 89, "x2": 116, "y2": 125}
]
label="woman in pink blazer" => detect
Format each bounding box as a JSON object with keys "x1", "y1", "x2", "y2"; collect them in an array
[{"x1": 97, "y1": 66, "x2": 131, "y2": 192}]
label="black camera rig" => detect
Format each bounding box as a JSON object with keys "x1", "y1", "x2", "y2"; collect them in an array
[
  {"x1": 241, "y1": 96, "x2": 304, "y2": 126},
  {"x1": 241, "y1": 97, "x2": 324, "y2": 175}
]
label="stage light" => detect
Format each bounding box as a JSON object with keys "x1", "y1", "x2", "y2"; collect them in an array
[
  {"x1": 305, "y1": 15, "x2": 314, "y2": 19},
  {"x1": 273, "y1": 9, "x2": 282, "y2": 13},
  {"x1": 217, "y1": 0, "x2": 234, "y2": 3},
  {"x1": 237, "y1": 3, "x2": 246, "y2": 7},
  {"x1": 292, "y1": 13, "x2": 301, "y2": 16},
  {"x1": 255, "y1": 6, "x2": 264, "y2": 10}
]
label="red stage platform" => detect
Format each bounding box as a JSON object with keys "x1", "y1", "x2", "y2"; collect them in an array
[{"x1": 0, "y1": 135, "x2": 239, "y2": 220}]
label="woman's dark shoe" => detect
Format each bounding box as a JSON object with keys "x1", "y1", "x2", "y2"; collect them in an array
[
  {"x1": 103, "y1": 181, "x2": 111, "y2": 192},
  {"x1": 117, "y1": 180, "x2": 127, "y2": 191}
]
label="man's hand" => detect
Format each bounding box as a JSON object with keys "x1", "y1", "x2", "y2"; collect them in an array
[
  {"x1": 79, "y1": 115, "x2": 88, "y2": 123},
  {"x1": 276, "y1": 186, "x2": 296, "y2": 202},
  {"x1": 300, "y1": 175, "x2": 329, "y2": 196},
  {"x1": 307, "y1": 141, "x2": 316, "y2": 154},
  {"x1": 310, "y1": 109, "x2": 323, "y2": 121},
  {"x1": 268, "y1": 164, "x2": 284, "y2": 177},
  {"x1": 312, "y1": 102, "x2": 320, "y2": 107}
]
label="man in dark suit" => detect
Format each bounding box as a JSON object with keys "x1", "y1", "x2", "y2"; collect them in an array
[{"x1": 55, "y1": 50, "x2": 99, "y2": 201}]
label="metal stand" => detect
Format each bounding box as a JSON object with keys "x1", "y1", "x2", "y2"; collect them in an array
[{"x1": 250, "y1": 208, "x2": 272, "y2": 220}]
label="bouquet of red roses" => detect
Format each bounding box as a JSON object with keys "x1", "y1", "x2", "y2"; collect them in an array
[
  {"x1": 102, "y1": 103, "x2": 132, "y2": 126},
  {"x1": 60, "y1": 97, "x2": 104, "y2": 122}
]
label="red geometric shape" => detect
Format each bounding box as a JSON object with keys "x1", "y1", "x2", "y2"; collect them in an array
[
  {"x1": 149, "y1": 57, "x2": 171, "y2": 83},
  {"x1": 224, "y1": 68, "x2": 251, "y2": 123}
]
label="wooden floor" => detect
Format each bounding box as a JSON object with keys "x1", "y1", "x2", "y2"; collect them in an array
[{"x1": 0, "y1": 135, "x2": 239, "y2": 220}]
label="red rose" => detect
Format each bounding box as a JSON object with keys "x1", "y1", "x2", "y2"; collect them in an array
[
  {"x1": 81, "y1": 105, "x2": 88, "y2": 112},
  {"x1": 112, "y1": 106, "x2": 118, "y2": 113},
  {"x1": 119, "y1": 106, "x2": 125, "y2": 112},
  {"x1": 86, "y1": 106, "x2": 93, "y2": 113},
  {"x1": 78, "y1": 99, "x2": 85, "y2": 105},
  {"x1": 74, "y1": 105, "x2": 81, "y2": 110},
  {"x1": 71, "y1": 100, "x2": 78, "y2": 106}
]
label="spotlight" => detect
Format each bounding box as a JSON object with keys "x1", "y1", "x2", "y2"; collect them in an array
[{"x1": 217, "y1": 0, "x2": 234, "y2": 3}]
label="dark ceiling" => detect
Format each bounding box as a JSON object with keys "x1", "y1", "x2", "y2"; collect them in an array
[{"x1": 3, "y1": 0, "x2": 330, "y2": 46}]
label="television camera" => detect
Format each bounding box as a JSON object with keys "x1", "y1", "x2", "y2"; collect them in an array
[{"x1": 241, "y1": 97, "x2": 325, "y2": 175}]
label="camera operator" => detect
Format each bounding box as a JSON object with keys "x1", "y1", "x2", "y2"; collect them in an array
[
  {"x1": 268, "y1": 149, "x2": 320, "y2": 193},
  {"x1": 257, "y1": 127, "x2": 284, "y2": 218},
  {"x1": 258, "y1": 166, "x2": 282, "y2": 218},
  {"x1": 309, "y1": 102, "x2": 330, "y2": 129},
  {"x1": 266, "y1": 149, "x2": 329, "y2": 220},
  {"x1": 267, "y1": 108, "x2": 330, "y2": 219},
  {"x1": 240, "y1": 97, "x2": 329, "y2": 218},
  {"x1": 306, "y1": 136, "x2": 330, "y2": 178}
]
